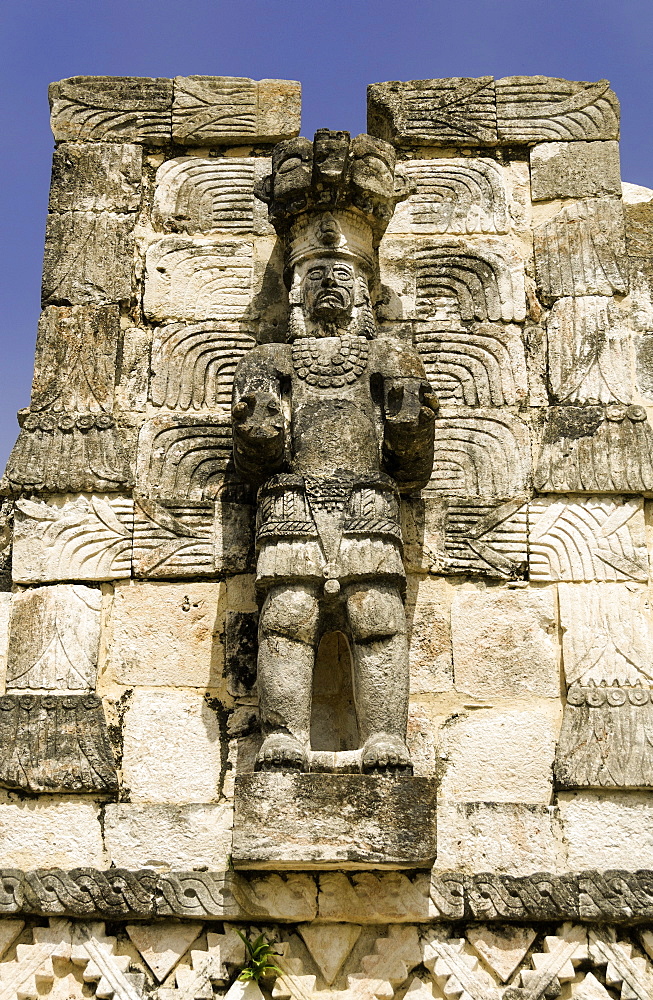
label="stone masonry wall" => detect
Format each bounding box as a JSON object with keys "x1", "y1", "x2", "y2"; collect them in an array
[{"x1": 0, "y1": 74, "x2": 652, "y2": 998}]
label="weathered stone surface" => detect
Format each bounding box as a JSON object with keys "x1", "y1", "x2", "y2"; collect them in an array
[
  {"x1": 496, "y1": 76, "x2": 620, "y2": 142},
  {"x1": 49, "y1": 76, "x2": 173, "y2": 143},
  {"x1": 422, "y1": 932, "x2": 499, "y2": 999},
  {"x1": 172, "y1": 76, "x2": 300, "y2": 144},
  {"x1": 559, "y1": 792, "x2": 653, "y2": 870},
  {"x1": 49, "y1": 142, "x2": 142, "y2": 213},
  {"x1": 442, "y1": 498, "x2": 528, "y2": 579},
  {"x1": 528, "y1": 497, "x2": 648, "y2": 582},
  {"x1": 434, "y1": 802, "x2": 561, "y2": 875},
  {"x1": 535, "y1": 405, "x2": 653, "y2": 493},
  {"x1": 317, "y1": 871, "x2": 453, "y2": 923},
  {"x1": 387, "y1": 159, "x2": 508, "y2": 235},
  {"x1": 43, "y1": 210, "x2": 135, "y2": 306},
  {"x1": 115, "y1": 325, "x2": 150, "y2": 413},
  {"x1": 414, "y1": 322, "x2": 527, "y2": 406},
  {"x1": 104, "y1": 804, "x2": 233, "y2": 870},
  {"x1": 126, "y1": 922, "x2": 203, "y2": 983},
  {"x1": 0, "y1": 800, "x2": 105, "y2": 869},
  {"x1": 104, "y1": 580, "x2": 222, "y2": 688},
  {"x1": 143, "y1": 235, "x2": 253, "y2": 322},
  {"x1": 150, "y1": 322, "x2": 256, "y2": 410},
  {"x1": 132, "y1": 499, "x2": 215, "y2": 578},
  {"x1": 438, "y1": 705, "x2": 559, "y2": 804},
  {"x1": 12, "y1": 496, "x2": 133, "y2": 583},
  {"x1": 534, "y1": 198, "x2": 627, "y2": 300},
  {"x1": 29, "y1": 305, "x2": 120, "y2": 414},
  {"x1": 556, "y1": 685, "x2": 653, "y2": 788},
  {"x1": 121, "y1": 689, "x2": 225, "y2": 802},
  {"x1": 405, "y1": 576, "x2": 453, "y2": 694},
  {"x1": 368, "y1": 77, "x2": 498, "y2": 145},
  {"x1": 451, "y1": 584, "x2": 560, "y2": 699},
  {"x1": 465, "y1": 925, "x2": 537, "y2": 982},
  {"x1": 559, "y1": 583, "x2": 653, "y2": 686},
  {"x1": 0, "y1": 593, "x2": 11, "y2": 689},
  {"x1": 530, "y1": 140, "x2": 622, "y2": 201},
  {"x1": 6, "y1": 584, "x2": 101, "y2": 691},
  {"x1": 0, "y1": 694, "x2": 118, "y2": 794},
  {"x1": 232, "y1": 773, "x2": 437, "y2": 869},
  {"x1": 430, "y1": 408, "x2": 531, "y2": 498},
  {"x1": 546, "y1": 296, "x2": 633, "y2": 404},
  {"x1": 0, "y1": 920, "x2": 24, "y2": 960},
  {"x1": 136, "y1": 415, "x2": 234, "y2": 501},
  {"x1": 157, "y1": 870, "x2": 317, "y2": 921},
  {"x1": 3, "y1": 414, "x2": 132, "y2": 495},
  {"x1": 414, "y1": 239, "x2": 526, "y2": 323}
]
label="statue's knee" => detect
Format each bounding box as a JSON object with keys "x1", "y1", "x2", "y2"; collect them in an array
[
  {"x1": 259, "y1": 585, "x2": 320, "y2": 644},
  {"x1": 346, "y1": 584, "x2": 406, "y2": 642}
]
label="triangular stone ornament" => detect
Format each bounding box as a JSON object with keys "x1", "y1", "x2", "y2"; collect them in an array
[
  {"x1": 0, "y1": 919, "x2": 24, "y2": 960},
  {"x1": 298, "y1": 922, "x2": 362, "y2": 985},
  {"x1": 574, "y1": 972, "x2": 612, "y2": 999},
  {"x1": 404, "y1": 977, "x2": 436, "y2": 999},
  {"x1": 126, "y1": 922, "x2": 203, "y2": 982},
  {"x1": 466, "y1": 925, "x2": 537, "y2": 982},
  {"x1": 224, "y1": 980, "x2": 266, "y2": 1000},
  {"x1": 640, "y1": 930, "x2": 653, "y2": 961}
]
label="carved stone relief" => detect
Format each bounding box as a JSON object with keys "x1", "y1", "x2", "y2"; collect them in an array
[
  {"x1": 149, "y1": 322, "x2": 256, "y2": 410},
  {"x1": 172, "y1": 76, "x2": 300, "y2": 144},
  {"x1": 528, "y1": 497, "x2": 648, "y2": 582},
  {"x1": 555, "y1": 583, "x2": 653, "y2": 789},
  {"x1": 143, "y1": 236, "x2": 254, "y2": 323},
  {"x1": 49, "y1": 75, "x2": 173, "y2": 143},
  {"x1": 153, "y1": 157, "x2": 270, "y2": 235},
  {"x1": 0, "y1": 585, "x2": 117, "y2": 793},
  {"x1": 533, "y1": 199, "x2": 628, "y2": 300}
]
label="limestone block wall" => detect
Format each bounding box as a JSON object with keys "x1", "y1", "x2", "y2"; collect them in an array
[{"x1": 0, "y1": 74, "x2": 653, "y2": 998}]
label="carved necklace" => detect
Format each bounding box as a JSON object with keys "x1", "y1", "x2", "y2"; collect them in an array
[{"x1": 291, "y1": 335, "x2": 369, "y2": 388}]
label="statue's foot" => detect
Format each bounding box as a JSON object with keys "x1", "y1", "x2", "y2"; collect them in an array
[
  {"x1": 361, "y1": 733, "x2": 413, "y2": 775},
  {"x1": 255, "y1": 734, "x2": 308, "y2": 773}
]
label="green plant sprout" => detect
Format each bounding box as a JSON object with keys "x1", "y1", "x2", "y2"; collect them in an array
[{"x1": 236, "y1": 930, "x2": 284, "y2": 982}]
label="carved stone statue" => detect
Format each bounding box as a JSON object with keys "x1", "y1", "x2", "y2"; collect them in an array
[{"x1": 232, "y1": 130, "x2": 437, "y2": 774}]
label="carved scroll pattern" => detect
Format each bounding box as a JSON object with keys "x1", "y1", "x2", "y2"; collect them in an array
[
  {"x1": 150, "y1": 323, "x2": 256, "y2": 410},
  {"x1": 154, "y1": 158, "x2": 256, "y2": 233},
  {"x1": 395, "y1": 159, "x2": 508, "y2": 235},
  {"x1": 137, "y1": 417, "x2": 234, "y2": 501},
  {"x1": 414, "y1": 324, "x2": 527, "y2": 406},
  {"x1": 415, "y1": 241, "x2": 526, "y2": 324},
  {"x1": 430, "y1": 409, "x2": 531, "y2": 499}
]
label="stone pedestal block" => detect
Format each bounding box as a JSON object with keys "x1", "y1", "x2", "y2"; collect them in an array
[{"x1": 231, "y1": 773, "x2": 437, "y2": 870}]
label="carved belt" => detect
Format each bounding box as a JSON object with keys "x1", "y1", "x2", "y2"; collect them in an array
[{"x1": 256, "y1": 473, "x2": 402, "y2": 546}]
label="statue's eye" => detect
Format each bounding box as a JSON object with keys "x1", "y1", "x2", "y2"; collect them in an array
[
  {"x1": 307, "y1": 268, "x2": 324, "y2": 279},
  {"x1": 277, "y1": 156, "x2": 303, "y2": 174}
]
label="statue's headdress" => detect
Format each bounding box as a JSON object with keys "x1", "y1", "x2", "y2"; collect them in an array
[{"x1": 255, "y1": 130, "x2": 410, "y2": 284}]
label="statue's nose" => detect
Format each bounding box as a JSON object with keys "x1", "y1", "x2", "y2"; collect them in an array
[{"x1": 323, "y1": 273, "x2": 336, "y2": 286}]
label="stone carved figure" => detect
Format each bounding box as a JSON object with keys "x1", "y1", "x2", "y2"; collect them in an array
[{"x1": 232, "y1": 130, "x2": 437, "y2": 774}]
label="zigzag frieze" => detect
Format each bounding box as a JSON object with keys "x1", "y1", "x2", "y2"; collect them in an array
[{"x1": 1, "y1": 870, "x2": 653, "y2": 923}]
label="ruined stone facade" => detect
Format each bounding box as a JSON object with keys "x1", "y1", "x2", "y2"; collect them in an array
[{"x1": 0, "y1": 73, "x2": 653, "y2": 998}]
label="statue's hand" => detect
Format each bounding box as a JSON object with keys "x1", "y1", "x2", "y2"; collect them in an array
[
  {"x1": 233, "y1": 391, "x2": 284, "y2": 447},
  {"x1": 384, "y1": 379, "x2": 438, "y2": 432}
]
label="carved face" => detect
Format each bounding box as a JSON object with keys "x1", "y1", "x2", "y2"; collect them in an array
[{"x1": 301, "y1": 259, "x2": 356, "y2": 322}]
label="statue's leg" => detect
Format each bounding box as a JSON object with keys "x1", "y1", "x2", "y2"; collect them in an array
[
  {"x1": 255, "y1": 581, "x2": 320, "y2": 772},
  {"x1": 345, "y1": 580, "x2": 412, "y2": 775}
]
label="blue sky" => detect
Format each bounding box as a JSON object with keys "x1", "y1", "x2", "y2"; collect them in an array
[{"x1": 1, "y1": 0, "x2": 652, "y2": 466}]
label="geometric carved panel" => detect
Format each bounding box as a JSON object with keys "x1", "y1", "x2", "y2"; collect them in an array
[{"x1": 528, "y1": 497, "x2": 648, "y2": 582}]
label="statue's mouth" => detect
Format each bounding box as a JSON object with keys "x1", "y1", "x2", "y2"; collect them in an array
[{"x1": 315, "y1": 290, "x2": 348, "y2": 309}]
